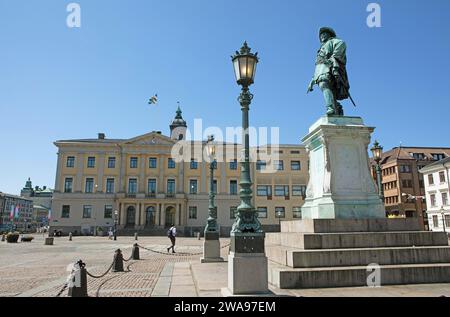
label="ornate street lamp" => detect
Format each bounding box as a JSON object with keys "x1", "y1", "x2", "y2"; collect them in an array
[
  {"x1": 201, "y1": 135, "x2": 223, "y2": 263},
  {"x1": 371, "y1": 140, "x2": 384, "y2": 200},
  {"x1": 114, "y1": 210, "x2": 118, "y2": 241},
  {"x1": 205, "y1": 135, "x2": 218, "y2": 233},
  {"x1": 230, "y1": 41, "x2": 262, "y2": 235},
  {"x1": 224, "y1": 42, "x2": 268, "y2": 296}
]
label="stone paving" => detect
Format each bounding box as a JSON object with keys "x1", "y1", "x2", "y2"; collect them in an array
[{"x1": 1, "y1": 235, "x2": 450, "y2": 297}]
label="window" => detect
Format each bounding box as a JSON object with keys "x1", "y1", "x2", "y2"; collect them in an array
[
  {"x1": 432, "y1": 215, "x2": 439, "y2": 228},
  {"x1": 428, "y1": 174, "x2": 434, "y2": 185},
  {"x1": 439, "y1": 172, "x2": 446, "y2": 183},
  {"x1": 257, "y1": 185, "x2": 272, "y2": 197},
  {"x1": 168, "y1": 158, "x2": 176, "y2": 169},
  {"x1": 104, "y1": 205, "x2": 113, "y2": 219},
  {"x1": 229, "y1": 159, "x2": 238, "y2": 170},
  {"x1": 432, "y1": 153, "x2": 446, "y2": 161},
  {"x1": 275, "y1": 160, "x2": 284, "y2": 171},
  {"x1": 291, "y1": 161, "x2": 301, "y2": 171},
  {"x1": 419, "y1": 180, "x2": 424, "y2": 188},
  {"x1": 257, "y1": 207, "x2": 268, "y2": 218},
  {"x1": 275, "y1": 207, "x2": 285, "y2": 218},
  {"x1": 106, "y1": 178, "x2": 115, "y2": 193},
  {"x1": 66, "y1": 156, "x2": 75, "y2": 168},
  {"x1": 189, "y1": 206, "x2": 197, "y2": 219},
  {"x1": 61, "y1": 205, "x2": 70, "y2": 218},
  {"x1": 130, "y1": 157, "x2": 138, "y2": 168},
  {"x1": 148, "y1": 179, "x2": 157, "y2": 194},
  {"x1": 442, "y1": 193, "x2": 448, "y2": 206},
  {"x1": 64, "y1": 178, "x2": 73, "y2": 193},
  {"x1": 230, "y1": 180, "x2": 238, "y2": 195},
  {"x1": 167, "y1": 179, "x2": 175, "y2": 195},
  {"x1": 275, "y1": 185, "x2": 289, "y2": 196},
  {"x1": 87, "y1": 157, "x2": 95, "y2": 168},
  {"x1": 108, "y1": 157, "x2": 116, "y2": 168},
  {"x1": 82, "y1": 205, "x2": 92, "y2": 219},
  {"x1": 190, "y1": 159, "x2": 198, "y2": 169},
  {"x1": 405, "y1": 211, "x2": 415, "y2": 218},
  {"x1": 128, "y1": 178, "x2": 137, "y2": 194},
  {"x1": 85, "y1": 178, "x2": 94, "y2": 193},
  {"x1": 149, "y1": 158, "x2": 157, "y2": 169},
  {"x1": 293, "y1": 207, "x2": 302, "y2": 219},
  {"x1": 213, "y1": 180, "x2": 217, "y2": 194},
  {"x1": 256, "y1": 160, "x2": 266, "y2": 171},
  {"x1": 189, "y1": 180, "x2": 198, "y2": 194},
  {"x1": 402, "y1": 180, "x2": 413, "y2": 188},
  {"x1": 399, "y1": 165, "x2": 411, "y2": 173},
  {"x1": 230, "y1": 206, "x2": 237, "y2": 219},
  {"x1": 292, "y1": 185, "x2": 307, "y2": 197},
  {"x1": 430, "y1": 194, "x2": 436, "y2": 207},
  {"x1": 446, "y1": 215, "x2": 450, "y2": 228},
  {"x1": 290, "y1": 150, "x2": 300, "y2": 154},
  {"x1": 412, "y1": 153, "x2": 425, "y2": 160}
]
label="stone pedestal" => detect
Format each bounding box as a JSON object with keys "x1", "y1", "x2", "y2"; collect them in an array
[
  {"x1": 201, "y1": 231, "x2": 224, "y2": 263},
  {"x1": 301, "y1": 116, "x2": 385, "y2": 219},
  {"x1": 222, "y1": 233, "x2": 269, "y2": 295}
]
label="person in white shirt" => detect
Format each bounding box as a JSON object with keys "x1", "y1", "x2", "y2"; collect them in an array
[{"x1": 167, "y1": 225, "x2": 176, "y2": 253}]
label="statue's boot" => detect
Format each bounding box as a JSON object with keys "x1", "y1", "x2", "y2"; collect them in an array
[
  {"x1": 336, "y1": 104, "x2": 344, "y2": 116},
  {"x1": 326, "y1": 105, "x2": 335, "y2": 116}
]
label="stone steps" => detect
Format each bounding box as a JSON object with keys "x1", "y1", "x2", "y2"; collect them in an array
[
  {"x1": 266, "y1": 231, "x2": 449, "y2": 250},
  {"x1": 266, "y1": 245, "x2": 450, "y2": 268},
  {"x1": 280, "y1": 218, "x2": 422, "y2": 233},
  {"x1": 268, "y1": 262, "x2": 450, "y2": 289}
]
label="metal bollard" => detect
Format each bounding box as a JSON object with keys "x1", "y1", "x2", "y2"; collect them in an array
[
  {"x1": 134, "y1": 232, "x2": 138, "y2": 241},
  {"x1": 68, "y1": 260, "x2": 88, "y2": 297},
  {"x1": 1, "y1": 234, "x2": 5, "y2": 242},
  {"x1": 69, "y1": 232, "x2": 72, "y2": 241},
  {"x1": 132, "y1": 243, "x2": 140, "y2": 260},
  {"x1": 112, "y1": 249, "x2": 124, "y2": 272}
]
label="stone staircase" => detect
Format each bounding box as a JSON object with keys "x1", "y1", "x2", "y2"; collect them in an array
[{"x1": 266, "y1": 219, "x2": 450, "y2": 289}]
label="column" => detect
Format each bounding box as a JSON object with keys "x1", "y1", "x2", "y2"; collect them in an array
[
  {"x1": 159, "y1": 156, "x2": 165, "y2": 193},
  {"x1": 120, "y1": 204, "x2": 127, "y2": 225},
  {"x1": 75, "y1": 153, "x2": 84, "y2": 193},
  {"x1": 158, "y1": 203, "x2": 162, "y2": 226},
  {"x1": 54, "y1": 152, "x2": 62, "y2": 192},
  {"x1": 137, "y1": 203, "x2": 142, "y2": 226},
  {"x1": 97, "y1": 153, "x2": 105, "y2": 193},
  {"x1": 175, "y1": 204, "x2": 180, "y2": 226},
  {"x1": 201, "y1": 159, "x2": 207, "y2": 194},
  {"x1": 139, "y1": 154, "x2": 146, "y2": 193},
  {"x1": 118, "y1": 203, "x2": 123, "y2": 225},
  {"x1": 178, "y1": 161, "x2": 184, "y2": 193},
  {"x1": 220, "y1": 162, "x2": 226, "y2": 194},
  {"x1": 119, "y1": 150, "x2": 126, "y2": 193},
  {"x1": 141, "y1": 204, "x2": 146, "y2": 226}
]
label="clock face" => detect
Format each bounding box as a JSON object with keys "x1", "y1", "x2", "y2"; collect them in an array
[{"x1": 151, "y1": 138, "x2": 156, "y2": 144}]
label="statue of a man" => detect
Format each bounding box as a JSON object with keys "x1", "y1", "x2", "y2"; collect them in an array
[{"x1": 307, "y1": 27, "x2": 350, "y2": 116}]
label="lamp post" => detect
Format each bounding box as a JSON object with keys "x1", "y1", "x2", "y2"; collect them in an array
[
  {"x1": 201, "y1": 135, "x2": 223, "y2": 263},
  {"x1": 371, "y1": 140, "x2": 384, "y2": 200},
  {"x1": 441, "y1": 206, "x2": 447, "y2": 234},
  {"x1": 114, "y1": 210, "x2": 118, "y2": 241},
  {"x1": 223, "y1": 42, "x2": 268, "y2": 296}
]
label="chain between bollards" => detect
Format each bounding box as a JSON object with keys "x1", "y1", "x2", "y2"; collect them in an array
[{"x1": 136, "y1": 243, "x2": 230, "y2": 257}]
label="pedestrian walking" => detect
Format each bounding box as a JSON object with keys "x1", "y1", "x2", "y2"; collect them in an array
[{"x1": 167, "y1": 224, "x2": 176, "y2": 253}]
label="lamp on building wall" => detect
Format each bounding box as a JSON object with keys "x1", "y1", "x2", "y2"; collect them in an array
[{"x1": 370, "y1": 140, "x2": 384, "y2": 200}]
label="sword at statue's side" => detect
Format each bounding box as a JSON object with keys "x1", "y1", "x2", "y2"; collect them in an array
[{"x1": 335, "y1": 71, "x2": 357, "y2": 108}]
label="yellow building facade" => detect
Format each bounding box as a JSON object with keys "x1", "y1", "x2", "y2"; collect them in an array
[{"x1": 51, "y1": 109, "x2": 308, "y2": 236}]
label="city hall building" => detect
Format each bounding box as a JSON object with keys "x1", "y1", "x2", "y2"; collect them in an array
[{"x1": 50, "y1": 108, "x2": 308, "y2": 236}]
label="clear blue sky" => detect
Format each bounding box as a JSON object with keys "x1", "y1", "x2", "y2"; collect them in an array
[{"x1": 1, "y1": 0, "x2": 449, "y2": 195}]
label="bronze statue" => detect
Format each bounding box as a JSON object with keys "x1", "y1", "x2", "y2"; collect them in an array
[{"x1": 307, "y1": 27, "x2": 354, "y2": 116}]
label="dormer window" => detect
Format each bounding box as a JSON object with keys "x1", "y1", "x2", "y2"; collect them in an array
[{"x1": 411, "y1": 153, "x2": 425, "y2": 160}]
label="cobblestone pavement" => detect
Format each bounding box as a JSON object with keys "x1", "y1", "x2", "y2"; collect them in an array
[{"x1": 0, "y1": 235, "x2": 230, "y2": 297}]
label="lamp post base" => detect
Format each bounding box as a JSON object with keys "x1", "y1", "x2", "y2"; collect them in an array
[
  {"x1": 201, "y1": 232, "x2": 224, "y2": 263},
  {"x1": 225, "y1": 252, "x2": 269, "y2": 295}
]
